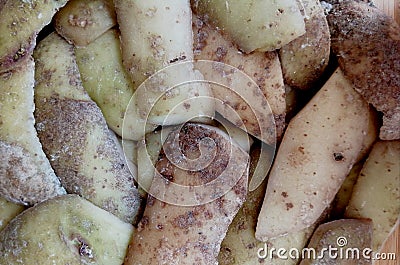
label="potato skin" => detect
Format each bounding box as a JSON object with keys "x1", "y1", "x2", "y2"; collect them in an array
[
  {"x1": 0, "y1": 195, "x2": 134, "y2": 265},
  {"x1": 0, "y1": 0, "x2": 69, "y2": 72},
  {"x1": 75, "y1": 29, "x2": 134, "y2": 136},
  {"x1": 191, "y1": 0, "x2": 306, "y2": 53},
  {"x1": 328, "y1": 1, "x2": 400, "y2": 140},
  {"x1": 55, "y1": 0, "x2": 116, "y2": 46},
  {"x1": 0, "y1": 197, "x2": 25, "y2": 232},
  {"x1": 219, "y1": 146, "x2": 314, "y2": 265},
  {"x1": 125, "y1": 123, "x2": 248, "y2": 265},
  {"x1": 193, "y1": 16, "x2": 286, "y2": 142},
  {"x1": 0, "y1": 58, "x2": 66, "y2": 206},
  {"x1": 114, "y1": 0, "x2": 194, "y2": 86},
  {"x1": 345, "y1": 141, "x2": 400, "y2": 252},
  {"x1": 279, "y1": 0, "x2": 330, "y2": 90},
  {"x1": 256, "y1": 69, "x2": 371, "y2": 240},
  {"x1": 33, "y1": 33, "x2": 141, "y2": 224},
  {"x1": 300, "y1": 219, "x2": 373, "y2": 265},
  {"x1": 114, "y1": 0, "x2": 214, "y2": 140}
]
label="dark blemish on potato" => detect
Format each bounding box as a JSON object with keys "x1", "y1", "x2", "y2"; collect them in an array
[
  {"x1": 333, "y1": 152, "x2": 344, "y2": 161},
  {"x1": 71, "y1": 235, "x2": 94, "y2": 260},
  {"x1": 286, "y1": 202, "x2": 294, "y2": 210},
  {"x1": 79, "y1": 241, "x2": 94, "y2": 259},
  {"x1": 13, "y1": 47, "x2": 27, "y2": 61},
  {"x1": 281, "y1": 192, "x2": 288, "y2": 198},
  {"x1": 137, "y1": 216, "x2": 149, "y2": 232},
  {"x1": 169, "y1": 55, "x2": 187, "y2": 63}
]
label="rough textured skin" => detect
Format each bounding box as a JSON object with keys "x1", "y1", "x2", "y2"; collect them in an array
[
  {"x1": 193, "y1": 16, "x2": 286, "y2": 141},
  {"x1": 300, "y1": 219, "x2": 373, "y2": 265},
  {"x1": 279, "y1": 0, "x2": 330, "y2": 90},
  {"x1": 0, "y1": 0, "x2": 69, "y2": 72},
  {"x1": 328, "y1": 1, "x2": 400, "y2": 140},
  {"x1": 0, "y1": 58, "x2": 66, "y2": 206},
  {"x1": 125, "y1": 123, "x2": 249, "y2": 265},
  {"x1": 0, "y1": 141, "x2": 64, "y2": 205},
  {"x1": 33, "y1": 33, "x2": 141, "y2": 223}
]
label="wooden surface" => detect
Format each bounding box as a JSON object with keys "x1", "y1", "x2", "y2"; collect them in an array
[
  {"x1": 364, "y1": 1, "x2": 399, "y2": 264},
  {"x1": 373, "y1": 0, "x2": 400, "y2": 25},
  {"x1": 375, "y1": 223, "x2": 399, "y2": 265}
]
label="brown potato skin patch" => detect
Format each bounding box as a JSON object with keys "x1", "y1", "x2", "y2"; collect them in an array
[
  {"x1": 328, "y1": 1, "x2": 400, "y2": 140},
  {"x1": 125, "y1": 123, "x2": 248, "y2": 265}
]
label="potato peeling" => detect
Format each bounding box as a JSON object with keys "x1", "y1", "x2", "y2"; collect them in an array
[{"x1": 0, "y1": 0, "x2": 399, "y2": 264}]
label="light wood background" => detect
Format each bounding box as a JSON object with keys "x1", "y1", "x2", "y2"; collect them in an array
[
  {"x1": 373, "y1": 0, "x2": 400, "y2": 25},
  {"x1": 375, "y1": 224, "x2": 399, "y2": 265},
  {"x1": 359, "y1": 1, "x2": 399, "y2": 264}
]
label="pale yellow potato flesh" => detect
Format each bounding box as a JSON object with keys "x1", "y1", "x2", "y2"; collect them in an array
[
  {"x1": 75, "y1": 29, "x2": 135, "y2": 136},
  {"x1": 0, "y1": 0, "x2": 69, "y2": 72},
  {"x1": 345, "y1": 140, "x2": 400, "y2": 252},
  {"x1": 33, "y1": 32, "x2": 141, "y2": 224},
  {"x1": 0, "y1": 58, "x2": 66, "y2": 206},
  {"x1": 191, "y1": 0, "x2": 306, "y2": 53},
  {"x1": 0, "y1": 197, "x2": 25, "y2": 232},
  {"x1": 256, "y1": 69, "x2": 371, "y2": 240},
  {"x1": 0, "y1": 195, "x2": 134, "y2": 265},
  {"x1": 115, "y1": 0, "x2": 214, "y2": 140},
  {"x1": 219, "y1": 146, "x2": 314, "y2": 265},
  {"x1": 55, "y1": 0, "x2": 116, "y2": 46}
]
